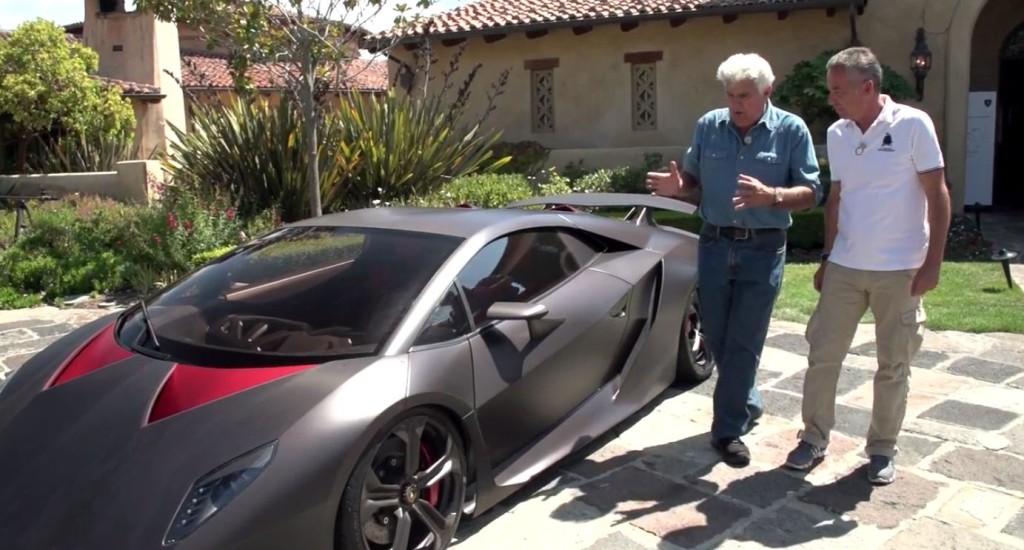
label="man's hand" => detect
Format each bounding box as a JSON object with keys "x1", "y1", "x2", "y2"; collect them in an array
[
  {"x1": 646, "y1": 161, "x2": 683, "y2": 197},
  {"x1": 733, "y1": 174, "x2": 775, "y2": 210},
  {"x1": 814, "y1": 263, "x2": 827, "y2": 292},
  {"x1": 911, "y1": 260, "x2": 941, "y2": 296}
]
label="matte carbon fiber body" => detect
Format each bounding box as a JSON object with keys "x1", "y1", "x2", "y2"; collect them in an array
[{"x1": 0, "y1": 194, "x2": 705, "y2": 549}]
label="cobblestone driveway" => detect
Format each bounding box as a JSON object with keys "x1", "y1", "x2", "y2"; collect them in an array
[{"x1": 1, "y1": 307, "x2": 1022, "y2": 549}]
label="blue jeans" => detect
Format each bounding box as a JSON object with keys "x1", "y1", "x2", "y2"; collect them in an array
[{"x1": 698, "y1": 225, "x2": 786, "y2": 440}]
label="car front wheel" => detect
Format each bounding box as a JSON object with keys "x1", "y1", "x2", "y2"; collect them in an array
[{"x1": 337, "y1": 409, "x2": 466, "y2": 550}]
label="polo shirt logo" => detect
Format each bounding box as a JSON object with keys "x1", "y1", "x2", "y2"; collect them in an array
[{"x1": 879, "y1": 132, "x2": 895, "y2": 152}]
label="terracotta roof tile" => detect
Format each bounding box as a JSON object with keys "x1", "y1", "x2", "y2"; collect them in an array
[
  {"x1": 393, "y1": 0, "x2": 856, "y2": 37},
  {"x1": 180, "y1": 52, "x2": 389, "y2": 91},
  {"x1": 4, "y1": 27, "x2": 388, "y2": 100}
]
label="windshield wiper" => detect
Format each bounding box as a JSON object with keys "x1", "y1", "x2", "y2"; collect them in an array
[{"x1": 138, "y1": 297, "x2": 161, "y2": 350}]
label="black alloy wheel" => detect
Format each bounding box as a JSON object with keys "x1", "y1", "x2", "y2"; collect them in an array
[{"x1": 338, "y1": 410, "x2": 466, "y2": 550}]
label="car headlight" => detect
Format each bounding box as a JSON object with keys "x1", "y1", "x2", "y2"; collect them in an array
[{"x1": 164, "y1": 440, "x2": 278, "y2": 544}]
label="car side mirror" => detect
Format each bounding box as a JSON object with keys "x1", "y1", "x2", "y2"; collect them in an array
[
  {"x1": 485, "y1": 302, "x2": 548, "y2": 320},
  {"x1": 485, "y1": 302, "x2": 559, "y2": 340}
]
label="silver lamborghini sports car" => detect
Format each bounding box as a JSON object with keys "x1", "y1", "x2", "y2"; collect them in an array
[{"x1": 0, "y1": 193, "x2": 713, "y2": 550}]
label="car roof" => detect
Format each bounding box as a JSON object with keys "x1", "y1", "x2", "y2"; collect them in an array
[{"x1": 288, "y1": 206, "x2": 580, "y2": 239}]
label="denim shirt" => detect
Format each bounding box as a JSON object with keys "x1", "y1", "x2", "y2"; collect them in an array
[{"x1": 683, "y1": 101, "x2": 821, "y2": 229}]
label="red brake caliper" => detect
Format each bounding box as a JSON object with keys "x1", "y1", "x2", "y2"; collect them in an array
[{"x1": 419, "y1": 444, "x2": 441, "y2": 506}]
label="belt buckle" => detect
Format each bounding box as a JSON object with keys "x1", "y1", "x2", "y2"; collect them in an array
[{"x1": 734, "y1": 227, "x2": 751, "y2": 240}]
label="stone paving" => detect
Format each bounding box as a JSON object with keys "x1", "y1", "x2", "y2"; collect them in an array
[{"x1": 1, "y1": 308, "x2": 1023, "y2": 549}]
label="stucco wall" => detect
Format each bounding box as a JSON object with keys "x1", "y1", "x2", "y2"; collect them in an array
[
  {"x1": 0, "y1": 160, "x2": 164, "y2": 205},
  {"x1": 397, "y1": 9, "x2": 853, "y2": 171},
  {"x1": 83, "y1": 2, "x2": 187, "y2": 159},
  {"x1": 129, "y1": 100, "x2": 164, "y2": 158},
  {"x1": 970, "y1": 0, "x2": 1023, "y2": 91}
]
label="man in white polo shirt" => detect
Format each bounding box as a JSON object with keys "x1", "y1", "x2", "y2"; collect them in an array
[{"x1": 784, "y1": 47, "x2": 951, "y2": 484}]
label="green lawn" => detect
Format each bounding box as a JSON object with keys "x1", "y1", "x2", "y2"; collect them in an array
[{"x1": 775, "y1": 261, "x2": 1024, "y2": 334}]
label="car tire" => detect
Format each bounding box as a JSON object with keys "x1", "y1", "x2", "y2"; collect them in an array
[
  {"x1": 336, "y1": 408, "x2": 467, "y2": 550},
  {"x1": 675, "y1": 285, "x2": 715, "y2": 384}
]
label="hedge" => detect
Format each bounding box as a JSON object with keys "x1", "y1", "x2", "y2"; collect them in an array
[{"x1": 652, "y1": 208, "x2": 826, "y2": 250}]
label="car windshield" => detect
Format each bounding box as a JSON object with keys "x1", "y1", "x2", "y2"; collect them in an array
[{"x1": 116, "y1": 225, "x2": 463, "y2": 366}]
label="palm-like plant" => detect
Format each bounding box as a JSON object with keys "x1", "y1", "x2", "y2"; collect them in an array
[{"x1": 162, "y1": 97, "x2": 344, "y2": 222}]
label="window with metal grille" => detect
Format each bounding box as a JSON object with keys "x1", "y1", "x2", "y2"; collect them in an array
[
  {"x1": 531, "y1": 69, "x2": 555, "y2": 133},
  {"x1": 631, "y1": 63, "x2": 657, "y2": 130}
]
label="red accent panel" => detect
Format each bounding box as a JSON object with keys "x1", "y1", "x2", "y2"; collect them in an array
[
  {"x1": 49, "y1": 324, "x2": 134, "y2": 388},
  {"x1": 148, "y1": 363, "x2": 314, "y2": 423}
]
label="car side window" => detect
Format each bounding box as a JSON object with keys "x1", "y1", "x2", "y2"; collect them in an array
[
  {"x1": 457, "y1": 229, "x2": 601, "y2": 325},
  {"x1": 413, "y1": 283, "x2": 472, "y2": 346}
]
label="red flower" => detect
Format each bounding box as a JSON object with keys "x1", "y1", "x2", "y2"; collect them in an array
[
  {"x1": 167, "y1": 213, "x2": 178, "y2": 231},
  {"x1": 225, "y1": 207, "x2": 236, "y2": 220},
  {"x1": 183, "y1": 220, "x2": 194, "y2": 234}
]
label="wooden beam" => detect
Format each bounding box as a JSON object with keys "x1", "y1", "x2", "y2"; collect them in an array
[
  {"x1": 483, "y1": 33, "x2": 506, "y2": 43},
  {"x1": 777, "y1": 10, "x2": 789, "y2": 20},
  {"x1": 525, "y1": 29, "x2": 548, "y2": 39},
  {"x1": 620, "y1": 21, "x2": 639, "y2": 32},
  {"x1": 723, "y1": 14, "x2": 738, "y2": 24},
  {"x1": 624, "y1": 51, "x2": 663, "y2": 64},
  {"x1": 572, "y1": 25, "x2": 592, "y2": 35},
  {"x1": 523, "y1": 58, "x2": 559, "y2": 70},
  {"x1": 441, "y1": 37, "x2": 465, "y2": 47},
  {"x1": 669, "y1": 17, "x2": 687, "y2": 27}
]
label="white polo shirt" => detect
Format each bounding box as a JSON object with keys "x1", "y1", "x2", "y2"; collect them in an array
[{"x1": 826, "y1": 95, "x2": 944, "y2": 271}]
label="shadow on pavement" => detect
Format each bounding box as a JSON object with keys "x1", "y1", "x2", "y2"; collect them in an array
[{"x1": 454, "y1": 384, "x2": 877, "y2": 548}]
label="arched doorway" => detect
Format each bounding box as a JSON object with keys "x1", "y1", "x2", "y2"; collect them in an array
[{"x1": 994, "y1": 24, "x2": 1024, "y2": 209}]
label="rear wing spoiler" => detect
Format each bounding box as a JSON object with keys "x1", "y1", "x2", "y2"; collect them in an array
[{"x1": 507, "y1": 192, "x2": 697, "y2": 225}]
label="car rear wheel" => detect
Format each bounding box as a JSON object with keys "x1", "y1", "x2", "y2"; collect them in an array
[
  {"x1": 675, "y1": 286, "x2": 715, "y2": 384},
  {"x1": 337, "y1": 409, "x2": 466, "y2": 550}
]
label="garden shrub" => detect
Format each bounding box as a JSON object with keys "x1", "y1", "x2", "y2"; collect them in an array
[
  {"x1": 573, "y1": 169, "x2": 613, "y2": 193},
  {"x1": 607, "y1": 166, "x2": 648, "y2": 194},
  {"x1": 653, "y1": 207, "x2": 826, "y2": 250},
  {"x1": 409, "y1": 174, "x2": 534, "y2": 209},
  {"x1": 490, "y1": 140, "x2": 550, "y2": 176},
  {"x1": 775, "y1": 49, "x2": 916, "y2": 138},
  {"x1": 0, "y1": 184, "x2": 276, "y2": 305}
]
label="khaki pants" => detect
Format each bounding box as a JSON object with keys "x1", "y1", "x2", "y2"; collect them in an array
[{"x1": 801, "y1": 262, "x2": 925, "y2": 457}]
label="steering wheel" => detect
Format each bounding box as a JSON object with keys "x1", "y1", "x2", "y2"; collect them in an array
[{"x1": 210, "y1": 315, "x2": 312, "y2": 349}]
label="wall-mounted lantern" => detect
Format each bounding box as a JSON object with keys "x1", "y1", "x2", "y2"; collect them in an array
[{"x1": 910, "y1": 27, "x2": 932, "y2": 101}]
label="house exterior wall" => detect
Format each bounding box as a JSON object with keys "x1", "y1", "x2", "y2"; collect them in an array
[
  {"x1": 397, "y1": 9, "x2": 851, "y2": 172},
  {"x1": 970, "y1": 0, "x2": 1022, "y2": 91},
  {"x1": 0, "y1": 160, "x2": 163, "y2": 204},
  {"x1": 128, "y1": 99, "x2": 164, "y2": 157},
  {"x1": 83, "y1": 1, "x2": 187, "y2": 157},
  {"x1": 392, "y1": 0, "x2": 1012, "y2": 213}
]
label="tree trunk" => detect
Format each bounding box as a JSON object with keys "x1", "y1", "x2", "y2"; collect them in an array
[
  {"x1": 16, "y1": 135, "x2": 28, "y2": 174},
  {"x1": 301, "y1": 43, "x2": 321, "y2": 219}
]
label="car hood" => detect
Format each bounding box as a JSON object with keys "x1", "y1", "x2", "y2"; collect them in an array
[{"x1": 0, "y1": 318, "x2": 383, "y2": 549}]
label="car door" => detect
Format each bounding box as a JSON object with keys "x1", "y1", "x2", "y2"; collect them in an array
[{"x1": 459, "y1": 228, "x2": 635, "y2": 467}]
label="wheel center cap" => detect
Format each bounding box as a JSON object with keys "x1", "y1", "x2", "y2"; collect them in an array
[{"x1": 402, "y1": 484, "x2": 418, "y2": 505}]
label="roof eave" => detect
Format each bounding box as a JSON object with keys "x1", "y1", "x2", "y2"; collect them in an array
[
  {"x1": 124, "y1": 93, "x2": 168, "y2": 102},
  {"x1": 381, "y1": 0, "x2": 866, "y2": 46},
  {"x1": 183, "y1": 85, "x2": 384, "y2": 92}
]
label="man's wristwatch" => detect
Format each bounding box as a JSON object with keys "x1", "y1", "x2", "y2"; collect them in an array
[
  {"x1": 772, "y1": 187, "x2": 782, "y2": 206},
  {"x1": 820, "y1": 252, "x2": 831, "y2": 263}
]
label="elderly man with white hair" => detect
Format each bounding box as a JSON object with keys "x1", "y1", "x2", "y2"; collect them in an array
[{"x1": 648, "y1": 53, "x2": 821, "y2": 467}]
